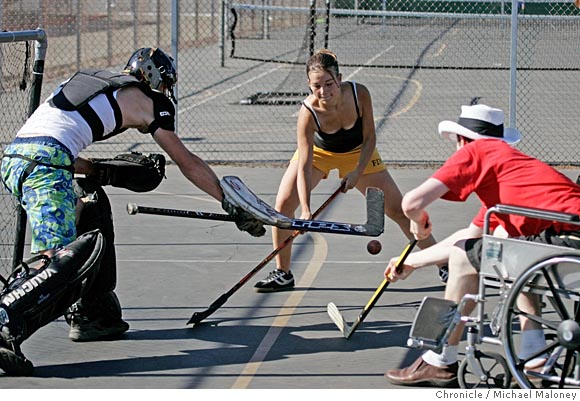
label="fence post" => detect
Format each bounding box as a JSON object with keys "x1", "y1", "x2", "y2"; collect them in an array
[
  {"x1": 107, "y1": 0, "x2": 112, "y2": 66},
  {"x1": 509, "y1": 0, "x2": 518, "y2": 128},
  {"x1": 172, "y1": 0, "x2": 179, "y2": 131},
  {"x1": 220, "y1": 0, "x2": 226, "y2": 67},
  {"x1": 76, "y1": 0, "x2": 81, "y2": 69},
  {"x1": 13, "y1": 29, "x2": 48, "y2": 270}
]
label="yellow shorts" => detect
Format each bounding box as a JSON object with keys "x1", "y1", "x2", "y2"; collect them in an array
[{"x1": 291, "y1": 146, "x2": 386, "y2": 179}]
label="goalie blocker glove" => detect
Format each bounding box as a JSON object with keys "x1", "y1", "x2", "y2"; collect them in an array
[
  {"x1": 90, "y1": 152, "x2": 166, "y2": 193},
  {"x1": 222, "y1": 197, "x2": 266, "y2": 237}
]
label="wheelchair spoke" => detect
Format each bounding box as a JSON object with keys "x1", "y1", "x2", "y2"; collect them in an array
[
  {"x1": 502, "y1": 256, "x2": 580, "y2": 389},
  {"x1": 541, "y1": 265, "x2": 572, "y2": 321},
  {"x1": 511, "y1": 306, "x2": 557, "y2": 330},
  {"x1": 559, "y1": 352, "x2": 574, "y2": 388}
]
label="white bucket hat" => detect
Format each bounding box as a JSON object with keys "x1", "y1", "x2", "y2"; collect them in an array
[{"x1": 438, "y1": 104, "x2": 521, "y2": 145}]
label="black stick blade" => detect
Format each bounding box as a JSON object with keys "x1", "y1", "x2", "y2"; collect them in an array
[{"x1": 187, "y1": 293, "x2": 229, "y2": 325}]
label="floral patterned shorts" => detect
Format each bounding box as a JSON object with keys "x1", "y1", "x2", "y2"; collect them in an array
[{"x1": 1, "y1": 137, "x2": 76, "y2": 253}]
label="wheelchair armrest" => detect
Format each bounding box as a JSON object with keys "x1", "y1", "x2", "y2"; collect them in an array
[{"x1": 484, "y1": 204, "x2": 580, "y2": 234}]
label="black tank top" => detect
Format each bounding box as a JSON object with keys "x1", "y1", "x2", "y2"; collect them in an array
[{"x1": 302, "y1": 81, "x2": 363, "y2": 153}]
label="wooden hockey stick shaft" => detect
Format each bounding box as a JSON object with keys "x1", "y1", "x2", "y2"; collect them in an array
[
  {"x1": 327, "y1": 238, "x2": 417, "y2": 339},
  {"x1": 187, "y1": 184, "x2": 345, "y2": 325}
]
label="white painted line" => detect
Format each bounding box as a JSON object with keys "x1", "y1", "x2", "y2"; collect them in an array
[{"x1": 178, "y1": 66, "x2": 282, "y2": 114}]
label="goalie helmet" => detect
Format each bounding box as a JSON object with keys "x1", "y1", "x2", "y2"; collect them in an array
[{"x1": 123, "y1": 47, "x2": 177, "y2": 103}]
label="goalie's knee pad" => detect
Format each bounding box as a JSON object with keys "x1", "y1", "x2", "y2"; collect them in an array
[{"x1": 0, "y1": 229, "x2": 104, "y2": 346}]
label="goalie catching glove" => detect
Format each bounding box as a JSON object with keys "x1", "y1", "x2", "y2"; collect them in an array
[
  {"x1": 89, "y1": 152, "x2": 166, "y2": 193},
  {"x1": 222, "y1": 196, "x2": 266, "y2": 238}
]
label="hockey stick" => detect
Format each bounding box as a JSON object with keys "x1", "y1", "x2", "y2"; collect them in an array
[
  {"x1": 126, "y1": 184, "x2": 384, "y2": 237},
  {"x1": 221, "y1": 176, "x2": 384, "y2": 236},
  {"x1": 126, "y1": 204, "x2": 235, "y2": 222},
  {"x1": 327, "y1": 238, "x2": 418, "y2": 339},
  {"x1": 187, "y1": 184, "x2": 345, "y2": 326}
]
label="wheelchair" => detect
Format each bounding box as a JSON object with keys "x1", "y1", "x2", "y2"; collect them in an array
[{"x1": 406, "y1": 204, "x2": 580, "y2": 389}]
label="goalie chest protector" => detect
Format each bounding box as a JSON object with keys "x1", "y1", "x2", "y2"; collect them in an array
[
  {"x1": 49, "y1": 69, "x2": 151, "y2": 141},
  {"x1": 50, "y1": 69, "x2": 148, "y2": 111}
]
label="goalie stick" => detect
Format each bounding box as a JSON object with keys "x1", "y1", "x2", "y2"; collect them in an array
[
  {"x1": 327, "y1": 239, "x2": 417, "y2": 339},
  {"x1": 187, "y1": 184, "x2": 344, "y2": 326},
  {"x1": 127, "y1": 177, "x2": 384, "y2": 237}
]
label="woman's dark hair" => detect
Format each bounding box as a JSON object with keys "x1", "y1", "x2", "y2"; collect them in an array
[{"x1": 306, "y1": 49, "x2": 339, "y2": 80}]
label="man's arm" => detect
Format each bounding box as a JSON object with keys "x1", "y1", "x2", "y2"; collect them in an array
[
  {"x1": 153, "y1": 129, "x2": 265, "y2": 237},
  {"x1": 153, "y1": 129, "x2": 223, "y2": 201},
  {"x1": 385, "y1": 223, "x2": 483, "y2": 281},
  {"x1": 402, "y1": 178, "x2": 450, "y2": 240}
]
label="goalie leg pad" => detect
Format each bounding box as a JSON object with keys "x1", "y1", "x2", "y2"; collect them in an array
[
  {"x1": 0, "y1": 229, "x2": 104, "y2": 346},
  {"x1": 75, "y1": 179, "x2": 118, "y2": 298}
]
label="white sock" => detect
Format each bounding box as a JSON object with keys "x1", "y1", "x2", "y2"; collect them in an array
[
  {"x1": 421, "y1": 345, "x2": 458, "y2": 367},
  {"x1": 518, "y1": 329, "x2": 548, "y2": 366}
]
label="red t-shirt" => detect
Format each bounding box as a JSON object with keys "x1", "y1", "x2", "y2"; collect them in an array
[{"x1": 431, "y1": 139, "x2": 580, "y2": 236}]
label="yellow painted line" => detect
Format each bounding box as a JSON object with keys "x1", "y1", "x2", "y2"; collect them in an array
[
  {"x1": 390, "y1": 77, "x2": 422, "y2": 118},
  {"x1": 231, "y1": 233, "x2": 328, "y2": 389},
  {"x1": 358, "y1": 74, "x2": 422, "y2": 121},
  {"x1": 432, "y1": 43, "x2": 447, "y2": 58}
]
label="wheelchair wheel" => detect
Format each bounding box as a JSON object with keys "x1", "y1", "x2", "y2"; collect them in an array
[
  {"x1": 458, "y1": 351, "x2": 511, "y2": 388},
  {"x1": 502, "y1": 255, "x2": 580, "y2": 389}
]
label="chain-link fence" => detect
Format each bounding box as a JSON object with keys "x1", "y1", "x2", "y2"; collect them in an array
[
  {"x1": 1, "y1": 0, "x2": 579, "y2": 165},
  {"x1": 0, "y1": 29, "x2": 47, "y2": 275}
]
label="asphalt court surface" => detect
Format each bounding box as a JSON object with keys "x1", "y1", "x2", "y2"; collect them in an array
[{"x1": 2, "y1": 164, "x2": 580, "y2": 390}]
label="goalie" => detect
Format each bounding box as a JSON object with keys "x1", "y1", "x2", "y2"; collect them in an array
[{"x1": 0, "y1": 47, "x2": 264, "y2": 374}]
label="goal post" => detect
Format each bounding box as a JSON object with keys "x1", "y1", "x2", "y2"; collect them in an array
[
  {"x1": 229, "y1": 0, "x2": 330, "y2": 106},
  {"x1": 0, "y1": 28, "x2": 47, "y2": 275}
]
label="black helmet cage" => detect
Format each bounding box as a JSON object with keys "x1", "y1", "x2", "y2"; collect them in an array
[{"x1": 124, "y1": 47, "x2": 177, "y2": 103}]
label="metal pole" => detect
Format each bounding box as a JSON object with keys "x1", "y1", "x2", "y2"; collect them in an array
[
  {"x1": 132, "y1": 0, "x2": 137, "y2": 50},
  {"x1": 509, "y1": 0, "x2": 518, "y2": 128},
  {"x1": 262, "y1": 0, "x2": 270, "y2": 40},
  {"x1": 211, "y1": 0, "x2": 215, "y2": 38},
  {"x1": 324, "y1": 0, "x2": 330, "y2": 49},
  {"x1": 382, "y1": 0, "x2": 386, "y2": 30},
  {"x1": 220, "y1": 0, "x2": 225, "y2": 67},
  {"x1": 172, "y1": 0, "x2": 179, "y2": 128},
  {"x1": 107, "y1": 0, "x2": 112, "y2": 66},
  {"x1": 13, "y1": 28, "x2": 48, "y2": 270},
  {"x1": 157, "y1": 0, "x2": 161, "y2": 46},
  {"x1": 76, "y1": 0, "x2": 81, "y2": 69},
  {"x1": 195, "y1": 0, "x2": 199, "y2": 42},
  {"x1": 38, "y1": 0, "x2": 44, "y2": 29},
  {"x1": 309, "y1": 0, "x2": 316, "y2": 57}
]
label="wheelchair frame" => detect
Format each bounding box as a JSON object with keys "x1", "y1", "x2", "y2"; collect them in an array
[{"x1": 407, "y1": 204, "x2": 580, "y2": 389}]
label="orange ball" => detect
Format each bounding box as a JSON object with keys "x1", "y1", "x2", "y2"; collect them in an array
[{"x1": 366, "y1": 240, "x2": 382, "y2": 255}]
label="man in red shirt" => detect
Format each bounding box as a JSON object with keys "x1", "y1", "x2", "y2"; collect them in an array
[{"x1": 383, "y1": 103, "x2": 580, "y2": 387}]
